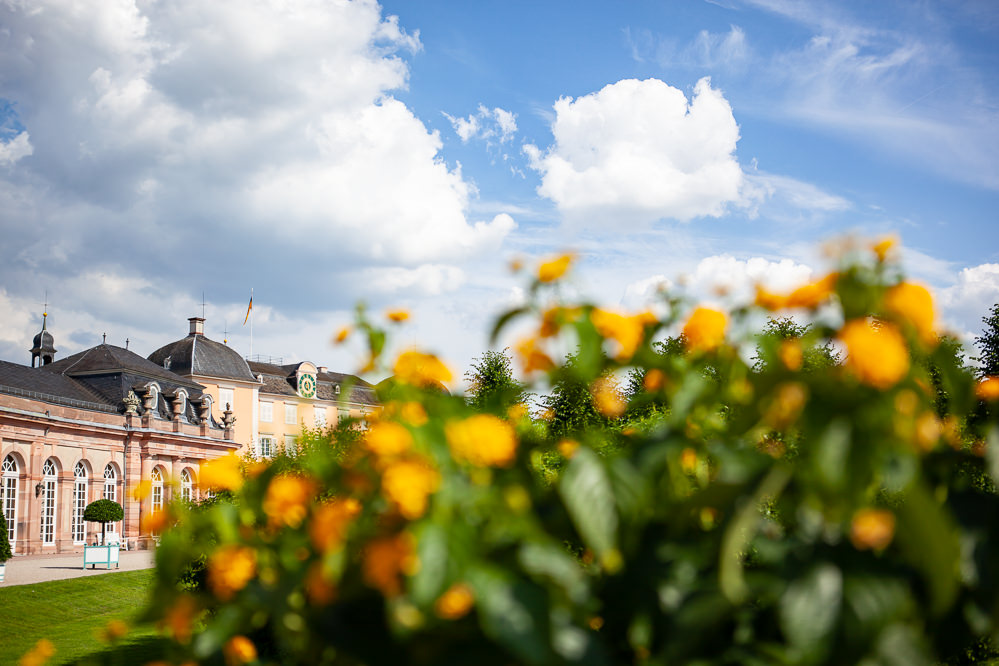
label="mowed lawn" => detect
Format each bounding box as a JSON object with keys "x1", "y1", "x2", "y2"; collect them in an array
[{"x1": 0, "y1": 570, "x2": 169, "y2": 665}]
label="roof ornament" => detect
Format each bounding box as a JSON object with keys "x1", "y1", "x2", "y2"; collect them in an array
[
  {"x1": 222, "y1": 403, "x2": 237, "y2": 429},
  {"x1": 123, "y1": 390, "x2": 141, "y2": 416},
  {"x1": 102, "y1": 332, "x2": 107, "y2": 344}
]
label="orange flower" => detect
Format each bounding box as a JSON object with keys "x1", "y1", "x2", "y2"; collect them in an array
[
  {"x1": 263, "y1": 475, "x2": 315, "y2": 529},
  {"x1": 764, "y1": 382, "x2": 808, "y2": 429},
  {"x1": 680, "y1": 448, "x2": 698, "y2": 474},
  {"x1": 507, "y1": 403, "x2": 529, "y2": 421},
  {"x1": 839, "y1": 319, "x2": 910, "y2": 389},
  {"x1": 515, "y1": 336, "x2": 555, "y2": 374},
  {"x1": 446, "y1": 414, "x2": 518, "y2": 467},
  {"x1": 682, "y1": 307, "x2": 727, "y2": 353},
  {"x1": 100, "y1": 619, "x2": 129, "y2": 643},
  {"x1": 975, "y1": 376, "x2": 999, "y2": 401},
  {"x1": 381, "y1": 459, "x2": 440, "y2": 519},
  {"x1": 18, "y1": 639, "x2": 55, "y2": 666},
  {"x1": 778, "y1": 339, "x2": 803, "y2": 371},
  {"x1": 386, "y1": 308, "x2": 410, "y2": 323},
  {"x1": 364, "y1": 421, "x2": 413, "y2": 458},
  {"x1": 398, "y1": 401, "x2": 428, "y2": 426},
  {"x1": 207, "y1": 545, "x2": 257, "y2": 601},
  {"x1": 224, "y1": 636, "x2": 258, "y2": 666},
  {"x1": 591, "y1": 377, "x2": 626, "y2": 418},
  {"x1": 333, "y1": 326, "x2": 351, "y2": 344},
  {"x1": 850, "y1": 509, "x2": 896, "y2": 550},
  {"x1": 643, "y1": 368, "x2": 665, "y2": 392},
  {"x1": 200, "y1": 453, "x2": 243, "y2": 491},
  {"x1": 160, "y1": 595, "x2": 198, "y2": 644},
  {"x1": 915, "y1": 411, "x2": 942, "y2": 451},
  {"x1": 141, "y1": 510, "x2": 169, "y2": 534},
  {"x1": 872, "y1": 235, "x2": 898, "y2": 262},
  {"x1": 590, "y1": 308, "x2": 644, "y2": 361},
  {"x1": 304, "y1": 562, "x2": 338, "y2": 606},
  {"x1": 885, "y1": 282, "x2": 936, "y2": 346},
  {"x1": 310, "y1": 498, "x2": 361, "y2": 554},
  {"x1": 537, "y1": 253, "x2": 575, "y2": 283},
  {"x1": 754, "y1": 285, "x2": 787, "y2": 311},
  {"x1": 557, "y1": 439, "x2": 580, "y2": 459},
  {"x1": 785, "y1": 273, "x2": 838, "y2": 309},
  {"x1": 363, "y1": 533, "x2": 417, "y2": 597},
  {"x1": 435, "y1": 583, "x2": 475, "y2": 619},
  {"x1": 393, "y1": 350, "x2": 454, "y2": 387},
  {"x1": 131, "y1": 479, "x2": 152, "y2": 501}
]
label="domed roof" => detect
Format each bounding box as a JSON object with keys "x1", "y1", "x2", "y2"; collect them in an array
[
  {"x1": 148, "y1": 320, "x2": 256, "y2": 382},
  {"x1": 32, "y1": 328, "x2": 54, "y2": 351}
]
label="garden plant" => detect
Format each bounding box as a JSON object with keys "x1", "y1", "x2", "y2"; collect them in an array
[{"x1": 85, "y1": 238, "x2": 999, "y2": 665}]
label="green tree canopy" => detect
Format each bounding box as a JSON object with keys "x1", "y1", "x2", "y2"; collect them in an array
[
  {"x1": 84, "y1": 499, "x2": 123, "y2": 544},
  {"x1": 0, "y1": 512, "x2": 11, "y2": 562},
  {"x1": 464, "y1": 348, "x2": 528, "y2": 413},
  {"x1": 975, "y1": 303, "x2": 999, "y2": 377}
]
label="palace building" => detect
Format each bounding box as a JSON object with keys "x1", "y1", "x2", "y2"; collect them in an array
[{"x1": 0, "y1": 313, "x2": 377, "y2": 555}]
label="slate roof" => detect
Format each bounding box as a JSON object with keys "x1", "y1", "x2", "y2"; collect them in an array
[
  {"x1": 148, "y1": 334, "x2": 257, "y2": 382},
  {"x1": 247, "y1": 361, "x2": 377, "y2": 406},
  {"x1": 0, "y1": 359, "x2": 113, "y2": 411}
]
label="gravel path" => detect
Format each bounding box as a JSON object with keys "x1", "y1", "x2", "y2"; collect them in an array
[{"x1": 1, "y1": 550, "x2": 156, "y2": 587}]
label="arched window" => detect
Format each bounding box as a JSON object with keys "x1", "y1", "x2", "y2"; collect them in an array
[
  {"x1": 150, "y1": 467, "x2": 164, "y2": 514},
  {"x1": 180, "y1": 469, "x2": 193, "y2": 503},
  {"x1": 40, "y1": 459, "x2": 57, "y2": 546},
  {"x1": 72, "y1": 462, "x2": 88, "y2": 544},
  {"x1": 103, "y1": 464, "x2": 117, "y2": 502},
  {"x1": 2, "y1": 455, "x2": 18, "y2": 546}
]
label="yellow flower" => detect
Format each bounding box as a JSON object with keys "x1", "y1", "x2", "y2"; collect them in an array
[
  {"x1": 363, "y1": 533, "x2": 417, "y2": 597},
  {"x1": 100, "y1": 619, "x2": 129, "y2": 643},
  {"x1": 975, "y1": 376, "x2": 999, "y2": 401},
  {"x1": 131, "y1": 479, "x2": 151, "y2": 501},
  {"x1": 643, "y1": 368, "x2": 665, "y2": 392},
  {"x1": 764, "y1": 382, "x2": 808, "y2": 429},
  {"x1": 590, "y1": 308, "x2": 644, "y2": 361},
  {"x1": 140, "y1": 510, "x2": 169, "y2": 534},
  {"x1": 381, "y1": 459, "x2": 440, "y2": 519},
  {"x1": 680, "y1": 448, "x2": 698, "y2": 474},
  {"x1": 18, "y1": 639, "x2": 55, "y2": 666},
  {"x1": 263, "y1": 475, "x2": 315, "y2": 529},
  {"x1": 159, "y1": 595, "x2": 198, "y2": 644},
  {"x1": 446, "y1": 414, "x2": 518, "y2": 467},
  {"x1": 754, "y1": 285, "x2": 787, "y2": 311},
  {"x1": 537, "y1": 253, "x2": 575, "y2": 283},
  {"x1": 304, "y1": 562, "x2": 338, "y2": 606},
  {"x1": 507, "y1": 403, "x2": 529, "y2": 421},
  {"x1": 682, "y1": 307, "x2": 727, "y2": 353},
  {"x1": 199, "y1": 453, "x2": 243, "y2": 492},
  {"x1": 915, "y1": 411, "x2": 942, "y2": 451},
  {"x1": 393, "y1": 350, "x2": 454, "y2": 387},
  {"x1": 850, "y1": 508, "x2": 896, "y2": 550},
  {"x1": 515, "y1": 336, "x2": 555, "y2": 374},
  {"x1": 885, "y1": 282, "x2": 936, "y2": 346},
  {"x1": 398, "y1": 401, "x2": 428, "y2": 426},
  {"x1": 332, "y1": 326, "x2": 351, "y2": 344},
  {"x1": 591, "y1": 377, "x2": 626, "y2": 418},
  {"x1": 435, "y1": 583, "x2": 475, "y2": 619},
  {"x1": 839, "y1": 319, "x2": 910, "y2": 389},
  {"x1": 785, "y1": 273, "x2": 838, "y2": 309},
  {"x1": 872, "y1": 235, "x2": 898, "y2": 262},
  {"x1": 386, "y1": 308, "x2": 410, "y2": 323},
  {"x1": 208, "y1": 545, "x2": 257, "y2": 601},
  {"x1": 364, "y1": 421, "x2": 413, "y2": 458},
  {"x1": 557, "y1": 439, "x2": 579, "y2": 459},
  {"x1": 778, "y1": 339, "x2": 803, "y2": 371},
  {"x1": 310, "y1": 498, "x2": 361, "y2": 554},
  {"x1": 224, "y1": 636, "x2": 258, "y2": 666}
]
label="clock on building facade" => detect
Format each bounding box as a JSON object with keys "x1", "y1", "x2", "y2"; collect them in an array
[{"x1": 298, "y1": 373, "x2": 316, "y2": 398}]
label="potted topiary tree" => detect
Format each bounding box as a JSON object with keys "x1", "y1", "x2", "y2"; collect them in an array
[
  {"x1": 0, "y1": 512, "x2": 12, "y2": 583},
  {"x1": 83, "y1": 499, "x2": 124, "y2": 546}
]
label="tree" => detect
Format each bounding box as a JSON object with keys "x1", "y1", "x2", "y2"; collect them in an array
[
  {"x1": 464, "y1": 348, "x2": 528, "y2": 413},
  {"x1": 753, "y1": 316, "x2": 838, "y2": 373},
  {"x1": 0, "y1": 512, "x2": 11, "y2": 563},
  {"x1": 541, "y1": 351, "x2": 605, "y2": 439},
  {"x1": 624, "y1": 336, "x2": 684, "y2": 417},
  {"x1": 83, "y1": 499, "x2": 123, "y2": 545},
  {"x1": 975, "y1": 303, "x2": 999, "y2": 377}
]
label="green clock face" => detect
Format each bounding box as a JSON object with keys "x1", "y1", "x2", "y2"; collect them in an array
[{"x1": 299, "y1": 373, "x2": 316, "y2": 398}]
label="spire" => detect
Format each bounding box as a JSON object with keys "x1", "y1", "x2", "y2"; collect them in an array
[{"x1": 30, "y1": 309, "x2": 57, "y2": 367}]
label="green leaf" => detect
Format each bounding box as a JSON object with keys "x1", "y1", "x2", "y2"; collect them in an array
[
  {"x1": 985, "y1": 426, "x2": 999, "y2": 487},
  {"x1": 490, "y1": 307, "x2": 529, "y2": 345},
  {"x1": 779, "y1": 563, "x2": 842, "y2": 660},
  {"x1": 469, "y1": 566, "x2": 552, "y2": 665},
  {"x1": 518, "y1": 541, "x2": 589, "y2": 604},
  {"x1": 559, "y1": 447, "x2": 618, "y2": 565},
  {"x1": 814, "y1": 418, "x2": 850, "y2": 493},
  {"x1": 894, "y1": 482, "x2": 960, "y2": 616},
  {"x1": 410, "y1": 523, "x2": 448, "y2": 606}
]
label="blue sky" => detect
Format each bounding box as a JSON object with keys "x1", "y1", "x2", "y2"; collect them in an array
[{"x1": 0, "y1": 0, "x2": 996, "y2": 382}]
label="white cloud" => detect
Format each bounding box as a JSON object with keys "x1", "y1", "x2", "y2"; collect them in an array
[
  {"x1": 365, "y1": 264, "x2": 467, "y2": 296},
  {"x1": 939, "y1": 263, "x2": 999, "y2": 341},
  {"x1": 0, "y1": 132, "x2": 33, "y2": 165},
  {"x1": 443, "y1": 104, "x2": 518, "y2": 144},
  {"x1": 525, "y1": 77, "x2": 744, "y2": 226}
]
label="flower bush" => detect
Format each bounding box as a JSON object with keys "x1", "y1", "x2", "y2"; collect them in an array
[{"x1": 131, "y1": 239, "x2": 999, "y2": 665}]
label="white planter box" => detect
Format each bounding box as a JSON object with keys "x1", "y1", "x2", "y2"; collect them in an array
[{"x1": 83, "y1": 545, "x2": 120, "y2": 570}]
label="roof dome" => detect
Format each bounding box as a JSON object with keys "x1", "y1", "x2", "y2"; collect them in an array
[
  {"x1": 32, "y1": 328, "x2": 54, "y2": 351},
  {"x1": 30, "y1": 313, "x2": 57, "y2": 367},
  {"x1": 147, "y1": 319, "x2": 257, "y2": 382}
]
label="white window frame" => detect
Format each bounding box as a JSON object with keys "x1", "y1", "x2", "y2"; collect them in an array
[
  {"x1": 72, "y1": 462, "x2": 88, "y2": 544},
  {"x1": 41, "y1": 459, "x2": 57, "y2": 546},
  {"x1": 2, "y1": 455, "x2": 18, "y2": 546},
  {"x1": 103, "y1": 464, "x2": 117, "y2": 502},
  {"x1": 150, "y1": 467, "x2": 164, "y2": 514},
  {"x1": 284, "y1": 435, "x2": 297, "y2": 454},
  {"x1": 260, "y1": 401, "x2": 273, "y2": 423},
  {"x1": 218, "y1": 387, "x2": 235, "y2": 414},
  {"x1": 259, "y1": 436, "x2": 275, "y2": 458},
  {"x1": 284, "y1": 403, "x2": 297, "y2": 425},
  {"x1": 180, "y1": 468, "x2": 193, "y2": 502}
]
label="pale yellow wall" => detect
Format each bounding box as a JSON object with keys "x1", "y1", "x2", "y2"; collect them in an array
[{"x1": 200, "y1": 380, "x2": 258, "y2": 455}]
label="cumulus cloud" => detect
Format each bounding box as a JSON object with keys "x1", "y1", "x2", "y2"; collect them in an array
[
  {"x1": 939, "y1": 264, "x2": 999, "y2": 341},
  {"x1": 524, "y1": 77, "x2": 743, "y2": 226},
  {"x1": 443, "y1": 104, "x2": 518, "y2": 145},
  {"x1": 0, "y1": 132, "x2": 33, "y2": 165}
]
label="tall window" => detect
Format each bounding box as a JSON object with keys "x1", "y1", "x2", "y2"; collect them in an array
[
  {"x1": 284, "y1": 435, "x2": 297, "y2": 455},
  {"x1": 2, "y1": 455, "x2": 18, "y2": 546},
  {"x1": 259, "y1": 436, "x2": 275, "y2": 458},
  {"x1": 151, "y1": 468, "x2": 164, "y2": 514},
  {"x1": 180, "y1": 469, "x2": 193, "y2": 502},
  {"x1": 41, "y1": 459, "x2": 57, "y2": 546},
  {"x1": 260, "y1": 402, "x2": 273, "y2": 423},
  {"x1": 285, "y1": 403, "x2": 297, "y2": 425},
  {"x1": 219, "y1": 388, "x2": 235, "y2": 413},
  {"x1": 314, "y1": 406, "x2": 326, "y2": 428},
  {"x1": 103, "y1": 464, "x2": 117, "y2": 502},
  {"x1": 72, "y1": 462, "x2": 88, "y2": 544}
]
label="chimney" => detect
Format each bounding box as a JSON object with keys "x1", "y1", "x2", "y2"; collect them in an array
[
  {"x1": 188, "y1": 317, "x2": 205, "y2": 336},
  {"x1": 318, "y1": 366, "x2": 328, "y2": 374}
]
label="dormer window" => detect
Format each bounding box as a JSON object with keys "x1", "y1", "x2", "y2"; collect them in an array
[{"x1": 335, "y1": 384, "x2": 341, "y2": 395}]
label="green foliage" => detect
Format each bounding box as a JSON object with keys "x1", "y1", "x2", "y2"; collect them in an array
[
  {"x1": 465, "y1": 348, "x2": 528, "y2": 413},
  {"x1": 115, "y1": 243, "x2": 999, "y2": 665},
  {"x1": 0, "y1": 511, "x2": 11, "y2": 562},
  {"x1": 624, "y1": 336, "x2": 684, "y2": 417},
  {"x1": 84, "y1": 499, "x2": 124, "y2": 524},
  {"x1": 976, "y1": 303, "x2": 999, "y2": 377}
]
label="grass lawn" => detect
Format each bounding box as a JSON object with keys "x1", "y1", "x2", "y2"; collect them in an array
[{"x1": 0, "y1": 570, "x2": 169, "y2": 665}]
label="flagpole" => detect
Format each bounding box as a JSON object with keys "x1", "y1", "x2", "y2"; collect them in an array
[{"x1": 250, "y1": 287, "x2": 254, "y2": 360}]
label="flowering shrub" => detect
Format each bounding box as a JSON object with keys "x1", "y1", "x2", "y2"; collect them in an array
[{"x1": 133, "y1": 240, "x2": 999, "y2": 665}]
